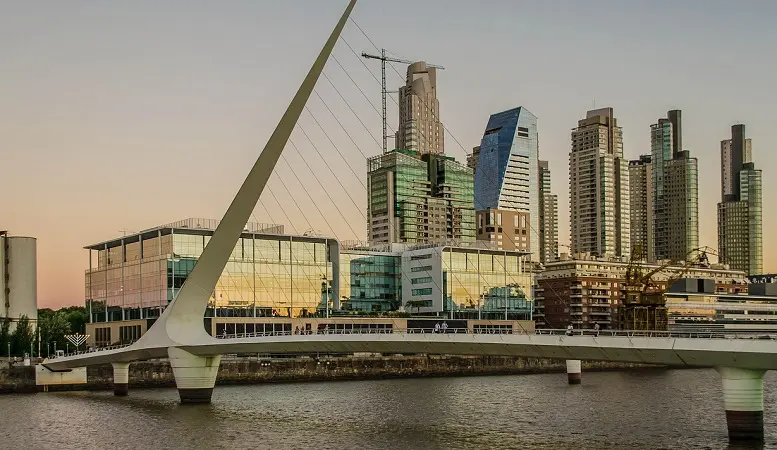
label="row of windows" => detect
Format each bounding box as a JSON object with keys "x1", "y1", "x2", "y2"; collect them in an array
[
  {"x1": 412, "y1": 288, "x2": 433, "y2": 296},
  {"x1": 411, "y1": 277, "x2": 433, "y2": 284}
]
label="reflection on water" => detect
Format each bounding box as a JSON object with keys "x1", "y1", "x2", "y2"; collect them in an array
[{"x1": 1, "y1": 369, "x2": 774, "y2": 449}]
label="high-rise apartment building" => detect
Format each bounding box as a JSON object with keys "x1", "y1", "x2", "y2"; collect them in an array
[
  {"x1": 467, "y1": 146, "x2": 480, "y2": 173},
  {"x1": 395, "y1": 62, "x2": 444, "y2": 156},
  {"x1": 472, "y1": 107, "x2": 539, "y2": 260},
  {"x1": 650, "y1": 110, "x2": 698, "y2": 262},
  {"x1": 538, "y1": 160, "x2": 558, "y2": 264},
  {"x1": 569, "y1": 108, "x2": 630, "y2": 258},
  {"x1": 628, "y1": 155, "x2": 654, "y2": 261},
  {"x1": 367, "y1": 149, "x2": 475, "y2": 245},
  {"x1": 718, "y1": 125, "x2": 763, "y2": 275}
]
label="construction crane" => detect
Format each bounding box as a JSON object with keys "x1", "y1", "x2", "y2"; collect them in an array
[
  {"x1": 695, "y1": 246, "x2": 719, "y2": 267},
  {"x1": 361, "y1": 49, "x2": 444, "y2": 153},
  {"x1": 621, "y1": 246, "x2": 718, "y2": 331}
]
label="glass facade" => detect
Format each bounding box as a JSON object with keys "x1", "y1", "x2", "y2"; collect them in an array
[
  {"x1": 650, "y1": 112, "x2": 699, "y2": 261},
  {"x1": 718, "y1": 164, "x2": 763, "y2": 275},
  {"x1": 402, "y1": 247, "x2": 533, "y2": 320},
  {"x1": 86, "y1": 228, "x2": 335, "y2": 323},
  {"x1": 442, "y1": 248, "x2": 533, "y2": 320},
  {"x1": 367, "y1": 149, "x2": 475, "y2": 245},
  {"x1": 339, "y1": 251, "x2": 401, "y2": 312},
  {"x1": 474, "y1": 107, "x2": 539, "y2": 260}
]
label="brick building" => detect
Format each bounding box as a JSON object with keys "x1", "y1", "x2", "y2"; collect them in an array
[{"x1": 534, "y1": 255, "x2": 747, "y2": 329}]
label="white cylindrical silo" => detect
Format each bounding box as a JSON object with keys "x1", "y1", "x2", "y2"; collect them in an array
[{"x1": 0, "y1": 236, "x2": 38, "y2": 329}]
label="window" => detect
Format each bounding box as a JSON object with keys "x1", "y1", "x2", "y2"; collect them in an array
[
  {"x1": 411, "y1": 254, "x2": 432, "y2": 261},
  {"x1": 412, "y1": 288, "x2": 433, "y2": 296},
  {"x1": 411, "y1": 277, "x2": 433, "y2": 284},
  {"x1": 411, "y1": 265, "x2": 433, "y2": 273}
]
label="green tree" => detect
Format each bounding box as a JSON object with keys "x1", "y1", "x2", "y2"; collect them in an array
[
  {"x1": 0, "y1": 318, "x2": 11, "y2": 356},
  {"x1": 64, "y1": 308, "x2": 88, "y2": 335},
  {"x1": 11, "y1": 315, "x2": 34, "y2": 356},
  {"x1": 38, "y1": 310, "x2": 71, "y2": 356}
]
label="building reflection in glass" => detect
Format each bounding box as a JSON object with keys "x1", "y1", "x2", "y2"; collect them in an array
[
  {"x1": 443, "y1": 249, "x2": 533, "y2": 320},
  {"x1": 86, "y1": 220, "x2": 336, "y2": 323},
  {"x1": 402, "y1": 246, "x2": 534, "y2": 320},
  {"x1": 339, "y1": 249, "x2": 401, "y2": 313}
]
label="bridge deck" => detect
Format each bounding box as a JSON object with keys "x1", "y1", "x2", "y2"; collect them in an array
[{"x1": 42, "y1": 329, "x2": 777, "y2": 371}]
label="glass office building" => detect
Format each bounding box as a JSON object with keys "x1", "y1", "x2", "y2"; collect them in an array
[
  {"x1": 85, "y1": 218, "x2": 338, "y2": 323},
  {"x1": 86, "y1": 220, "x2": 530, "y2": 329},
  {"x1": 474, "y1": 107, "x2": 539, "y2": 261},
  {"x1": 402, "y1": 245, "x2": 533, "y2": 320},
  {"x1": 339, "y1": 247, "x2": 401, "y2": 312},
  {"x1": 367, "y1": 149, "x2": 475, "y2": 245}
]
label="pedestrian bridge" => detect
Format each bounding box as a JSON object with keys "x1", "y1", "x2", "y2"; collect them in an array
[
  {"x1": 37, "y1": 0, "x2": 776, "y2": 442},
  {"x1": 43, "y1": 328, "x2": 777, "y2": 371}
]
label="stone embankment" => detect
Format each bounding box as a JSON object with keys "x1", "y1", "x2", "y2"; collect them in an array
[{"x1": 1, "y1": 355, "x2": 662, "y2": 394}]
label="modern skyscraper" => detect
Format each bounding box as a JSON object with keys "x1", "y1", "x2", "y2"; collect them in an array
[
  {"x1": 628, "y1": 155, "x2": 654, "y2": 261},
  {"x1": 395, "y1": 62, "x2": 444, "y2": 156},
  {"x1": 569, "y1": 108, "x2": 630, "y2": 258},
  {"x1": 472, "y1": 107, "x2": 539, "y2": 259},
  {"x1": 538, "y1": 160, "x2": 558, "y2": 264},
  {"x1": 649, "y1": 110, "x2": 699, "y2": 262},
  {"x1": 718, "y1": 125, "x2": 763, "y2": 275},
  {"x1": 721, "y1": 124, "x2": 753, "y2": 201},
  {"x1": 367, "y1": 149, "x2": 475, "y2": 245}
]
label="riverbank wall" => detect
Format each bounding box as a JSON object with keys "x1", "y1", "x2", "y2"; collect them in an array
[{"x1": 1, "y1": 356, "x2": 663, "y2": 394}]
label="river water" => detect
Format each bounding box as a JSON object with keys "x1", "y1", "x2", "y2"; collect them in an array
[{"x1": 1, "y1": 368, "x2": 775, "y2": 449}]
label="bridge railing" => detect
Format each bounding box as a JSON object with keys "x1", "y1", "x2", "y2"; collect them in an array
[
  {"x1": 50, "y1": 342, "x2": 135, "y2": 360},
  {"x1": 216, "y1": 328, "x2": 777, "y2": 340},
  {"x1": 536, "y1": 329, "x2": 777, "y2": 340},
  {"x1": 215, "y1": 327, "x2": 481, "y2": 339},
  {"x1": 51, "y1": 327, "x2": 776, "y2": 358}
]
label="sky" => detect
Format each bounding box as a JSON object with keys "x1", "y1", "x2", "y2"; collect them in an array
[{"x1": 2, "y1": 0, "x2": 776, "y2": 309}]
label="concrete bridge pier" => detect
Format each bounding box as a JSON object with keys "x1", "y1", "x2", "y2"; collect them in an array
[
  {"x1": 566, "y1": 360, "x2": 582, "y2": 384},
  {"x1": 717, "y1": 367, "x2": 766, "y2": 442},
  {"x1": 111, "y1": 362, "x2": 130, "y2": 396},
  {"x1": 168, "y1": 348, "x2": 221, "y2": 404}
]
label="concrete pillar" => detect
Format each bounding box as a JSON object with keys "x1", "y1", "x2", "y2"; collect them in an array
[
  {"x1": 717, "y1": 367, "x2": 766, "y2": 441},
  {"x1": 566, "y1": 360, "x2": 582, "y2": 385},
  {"x1": 168, "y1": 347, "x2": 221, "y2": 404},
  {"x1": 111, "y1": 362, "x2": 130, "y2": 396}
]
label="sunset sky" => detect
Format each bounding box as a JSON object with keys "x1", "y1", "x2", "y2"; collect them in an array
[{"x1": 3, "y1": 0, "x2": 776, "y2": 309}]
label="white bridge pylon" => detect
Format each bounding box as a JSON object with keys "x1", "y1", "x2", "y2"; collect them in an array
[{"x1": 42, "y1": 0, "x2": 359, "y2": 404}]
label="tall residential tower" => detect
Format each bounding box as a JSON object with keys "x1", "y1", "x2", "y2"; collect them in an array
[
  {"x1": 395, "y1": 62, "x2": 444, "y2": 156},
  {"x1": 717, "y1": 125, "x2": 762, "y2": 275},
  {"x1": 538, "y1": 160, "x2": 559, "y2": 264},
  {"x1": 628, "y1": 155, "x2": 654, "y2": 261},
  {"x1": 650, "y1": 110, "x2": 699, "y2": 262},
  {"x1": 569, "y1": 108, "x2": 630, "y2": 258}
]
